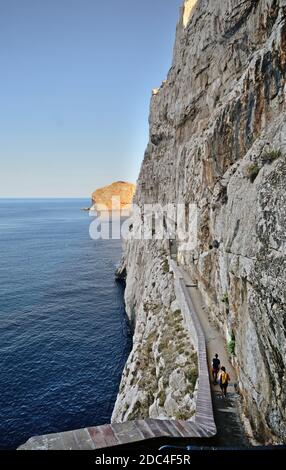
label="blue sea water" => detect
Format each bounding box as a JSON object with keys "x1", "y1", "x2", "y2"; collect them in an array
[{"x1": 0, "y1": 199, "x2": 132, "y2": 450}]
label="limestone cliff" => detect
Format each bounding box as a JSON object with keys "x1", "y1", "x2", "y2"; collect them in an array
[
  {"x1": 112, "y1": 239, "x2": 199, "y2": 422},
  {"x1": 112, "y1": 0, "x2": 286, "y2": 443},
  {"x1": 92, "y1": 181, "x2": 135, "y2": 212}
]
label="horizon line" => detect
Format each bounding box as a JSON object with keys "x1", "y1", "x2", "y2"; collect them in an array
[{"x1": 0, "y1": 196, "x2": 92, "y2": 200}]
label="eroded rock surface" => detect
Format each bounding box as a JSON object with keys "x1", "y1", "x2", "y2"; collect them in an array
[
  {"x1": 113, "y1": 0, "x2": 286, "y2": 443},
  {"x1": 112, "y1": 241, "x2": 198, "y2": 423}
]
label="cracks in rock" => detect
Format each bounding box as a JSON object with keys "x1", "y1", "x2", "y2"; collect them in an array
[
  {"x1": 267, "y1": 245, "x2": 284, "y2": 254},
  {"x1": 224, "y1": 249, "x2": 256, "y2": 261},
  {"x1": 195, "y1": 63, "x2": 212, "y2": 79},
  {"x1": 223, "y1": 0, "x2": 259, "y2": 39}
]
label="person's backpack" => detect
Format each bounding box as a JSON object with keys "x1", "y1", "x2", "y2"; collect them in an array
[{"x1": 220, "y1": 371, "x2": 229, "y2": 385}]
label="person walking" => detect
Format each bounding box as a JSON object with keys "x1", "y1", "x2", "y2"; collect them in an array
[
  {"x1": 219, "y1": 366, "x2": 230, "y2": 398},
  {"x1": 212, "y1": 353, "x2": 220, "y2": 384}
]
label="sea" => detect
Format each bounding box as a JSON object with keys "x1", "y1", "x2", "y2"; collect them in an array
[{"x1": 0, "y1": 199, "x2": 132, "y2": 450}]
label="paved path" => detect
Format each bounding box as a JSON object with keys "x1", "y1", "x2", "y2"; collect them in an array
[
  {"x1": 180, "y1": 267, "x2": 249, "y2": 447},
  {"x1": 18, "y1": 419, "x2": 216, "y2": 450},
  {"x1": 181, "y1": 268, "x2": 236, "y2": 392}
]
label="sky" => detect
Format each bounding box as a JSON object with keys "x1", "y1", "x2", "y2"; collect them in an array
[{"x1": 0, "y1": 0, "x2": 183, "y2": 198}]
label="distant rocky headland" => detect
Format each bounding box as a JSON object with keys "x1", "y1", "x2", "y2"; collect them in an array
[{"x1": 91, "y1": 181, "x2": 136, "y2": 212}]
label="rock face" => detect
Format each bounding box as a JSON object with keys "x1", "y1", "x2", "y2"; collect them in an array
[
  {"x1": 112, "y1": 241, "x2": 198, "y2": 423},
  {"x1": 112, "y1": 0, "x2": 286, "y2": 443},
  {"x1": 92, "y1": 181, "x2": 135, "y2": 212}
]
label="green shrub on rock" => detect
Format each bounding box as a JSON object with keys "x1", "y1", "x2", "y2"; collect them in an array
[
  {"x1": 261, "y1": 148, "x2": 282, "y2": 164},
  {"x1": 245, "y1": 163, "x2": 260, "y2": 182},
  {"x1": 227, "y1": 338, "x2": 236, "y2": 356},
  {"x1": 186, "y1": 367, "x2": 198, "y2": 389}
]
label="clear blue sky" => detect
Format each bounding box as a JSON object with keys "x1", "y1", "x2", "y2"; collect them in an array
[{"x1": 0, "y1": 0, "x2": 182, "y2": 198}]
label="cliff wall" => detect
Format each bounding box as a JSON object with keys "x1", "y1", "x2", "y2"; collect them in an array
[
  {"x1": 112, "y1": 240, "x2": 199, "y2": 422},
  {"x1": 113, "y1": 0, "x2": 286, "y2": 443}
]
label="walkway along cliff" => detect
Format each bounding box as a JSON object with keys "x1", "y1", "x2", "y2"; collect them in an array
[
  {"x1": 18, "y1": 249, "x2": 217, "y2": 450},
  {"x1": 112, "y1": 0, "x2": 286, "y2": 444}
]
